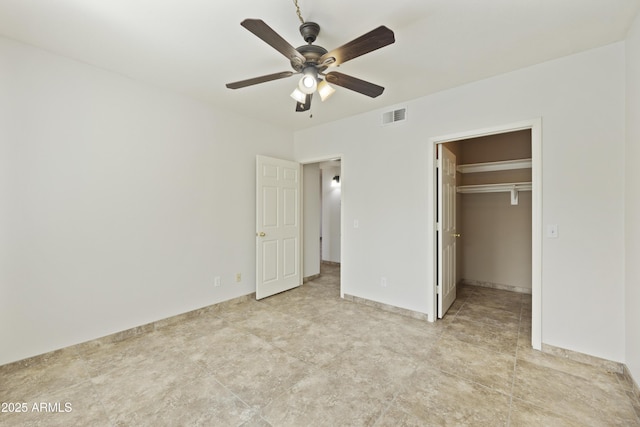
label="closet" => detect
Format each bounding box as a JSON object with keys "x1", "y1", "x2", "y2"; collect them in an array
[{"x1": 449, "y1": 129, "x2": 532, "y2": 294}]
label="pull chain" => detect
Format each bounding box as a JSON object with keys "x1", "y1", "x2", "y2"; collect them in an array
[{"x1": 293, "y1": 0, "x2": 305, "y2": 24}]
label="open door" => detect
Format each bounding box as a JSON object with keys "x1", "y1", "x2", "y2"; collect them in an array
[
  {"x1": 256, "y1": 155, "x2": 302, "y2": 299},
  {"x1": 437, "y1": 144, "x2": 457, "y2": 318}
]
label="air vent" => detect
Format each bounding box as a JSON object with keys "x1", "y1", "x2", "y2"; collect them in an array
[{"x1": 381, "y1": 107, "x2": 407, "y2": 126}]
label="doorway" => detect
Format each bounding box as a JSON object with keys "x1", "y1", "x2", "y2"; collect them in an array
[
  {"x1": 320, "y1": 160, "x2": 342, "y2": 266},
  {"x1": 302, "y1": 158, "x2": 342, "y2": 291},
  {"x1": 429, "y1": 119, "x2": 542, "y2": 350}
]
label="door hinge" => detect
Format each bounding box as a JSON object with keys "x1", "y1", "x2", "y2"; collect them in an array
[
  {"x1": 436, "y1": 285, "x2": 441, "y2": 294},
  {"x1": 436, "y1": 222, "x2": 441, "y2": 231},
  {"x1": 436, "y1": 158, "x2": 442, "y2": 168}
]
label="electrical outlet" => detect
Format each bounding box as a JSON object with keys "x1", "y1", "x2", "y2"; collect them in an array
[
  {"x1": 235, "y1": 273, "x2": 242, "y2": 283},
  {"x1": 214, "y1": 276, "x2": 221, "y2": 287}
]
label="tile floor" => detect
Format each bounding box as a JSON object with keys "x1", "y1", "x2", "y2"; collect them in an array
[{"x1": 1, "y1": 263, "x2": 639, "y2": 426}]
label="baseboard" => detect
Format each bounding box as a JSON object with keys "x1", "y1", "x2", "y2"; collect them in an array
[
  {"x1": 343, "y1": 293, "x2": 428, "y2": 321},
  {"x1": 536, "y1": 344, "x2": 640, "y2": 410},
  {"x1": 461, "y1": 278, "x2": 532, "y2": 294},
  {"x1": 623, "y1": 364, "x2": 640, "y2": 403},
  {"x1": 321, "y1": 260, "x2": 341, "y2": 266},
  {"x1": 541, "y1": 343, "x2": 624, "y2": 374},
  {"x1": 303, "y1": 274, "x2": 321, "y2": 283},
  {"x1": 0, "y1": 292, "x2": 255, "y2": 369}
]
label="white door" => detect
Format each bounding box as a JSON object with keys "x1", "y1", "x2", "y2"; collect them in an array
[
  {"x1": 256, "y1": 155, "x2": 302, "y2": 299},
  {"x1": 437, "y1": 144, "x2": 457, "y2": 318}
]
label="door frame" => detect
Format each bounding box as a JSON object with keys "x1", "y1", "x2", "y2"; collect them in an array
[
  {"x1": 299, "y1": 154, "x2": 344, "y2": 298},
  {"x1": 427, "y1": 118, "x2": 542, "y2": 350}
]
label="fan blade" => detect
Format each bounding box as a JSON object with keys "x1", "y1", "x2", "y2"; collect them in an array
[
  {"x1": 325, "y1": 72, "x2": 384, "y2": 98},
  {"x1": 320, "y1": 26, "x2": 395, "y2": 67},
  {"x1": 296, "y1": 94, "x2": 312, "y2": 112},
  {"x1": 241, "y1": 19, "x2": 306, "y2": 64},
  {"x1": 226, "y1": 71, "x2": 294, "y2": 89}
]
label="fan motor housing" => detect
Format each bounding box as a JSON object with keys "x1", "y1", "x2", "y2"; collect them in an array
[{"x1": 293, "y1": 44, "x2": 328, "y2": 69}]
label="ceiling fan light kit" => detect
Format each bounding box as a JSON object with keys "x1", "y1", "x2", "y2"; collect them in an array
[
  {"x1": 290, "y1": 87, "x2": 307, "y2": 104},
  {"x1": 298, "y1": 67, "x2": 318, "y2": 94},
  {"x1": 225, "y1": 8, "x2": 395, "y2": 113},
  {"x1": 317, "y1": 79, "x2": 336, "y2": 102}
]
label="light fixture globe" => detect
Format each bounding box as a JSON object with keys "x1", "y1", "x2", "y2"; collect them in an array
[
  {"x1": 290, "y1": 88, "x2": 306, "y2": 103},
  {"x1": 318, "y1": 79, "x2": 336, "y2": 101},
  {"x1": 298, "y1": 67, "x2": 318, "y2": 94}
]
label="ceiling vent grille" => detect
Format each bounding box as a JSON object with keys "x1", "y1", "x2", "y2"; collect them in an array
[{"x1": 382, "y1": 107, "x2": 407, "y2": 126}]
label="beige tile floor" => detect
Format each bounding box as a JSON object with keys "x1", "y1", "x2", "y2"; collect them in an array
[{"x1": 1, "y1": 263, "x2": 639, "y2": 426}]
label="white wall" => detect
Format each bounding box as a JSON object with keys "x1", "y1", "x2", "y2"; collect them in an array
[
  {"x1": 295, "y1": 42, "x2": 626, "y2": 362},
  {"x1": 303, "y1": 163, "x2": 321, "y2": 278},
  {"x1": 625, "y1": 12, "x2": 640, "y2": 385},
  {"x1": 0, "y1": 37, "x2": 293, "y2": 365}
]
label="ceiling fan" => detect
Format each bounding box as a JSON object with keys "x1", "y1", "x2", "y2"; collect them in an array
[{"x1": 225, "y1": 18, "x2": 395, "y2": 112}]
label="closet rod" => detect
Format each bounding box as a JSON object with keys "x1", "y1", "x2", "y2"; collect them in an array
[
  {"x1": 457, "y1": 182, "x2": 532, "y2": 194},
  {"x1": 457, "y1": 182, "x2": 531, "y2": 205}
]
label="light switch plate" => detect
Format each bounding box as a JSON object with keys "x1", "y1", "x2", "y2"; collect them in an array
[{"x1": 547, "y1": 224, "x2": 559, "y2": 238}]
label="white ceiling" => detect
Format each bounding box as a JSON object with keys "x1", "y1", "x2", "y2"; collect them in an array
[{"x1": 1, "y1": 0, "x2": 639, "y2": 131}]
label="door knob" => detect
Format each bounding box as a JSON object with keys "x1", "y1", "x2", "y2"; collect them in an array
[
  {"x1": 452, "y1": 233, "x2": 461, "y2": 237},
  {"x1": 257, "y1": 232, "x2": 266, "y2": 237}
]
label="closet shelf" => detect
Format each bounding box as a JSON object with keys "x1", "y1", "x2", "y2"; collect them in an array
[
  {"x1": 457, "y1": 158, "x2": 532, "y2": 174},
  {"x1": 457, "y1": 182, "x2": 532, "y2": 194}
]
